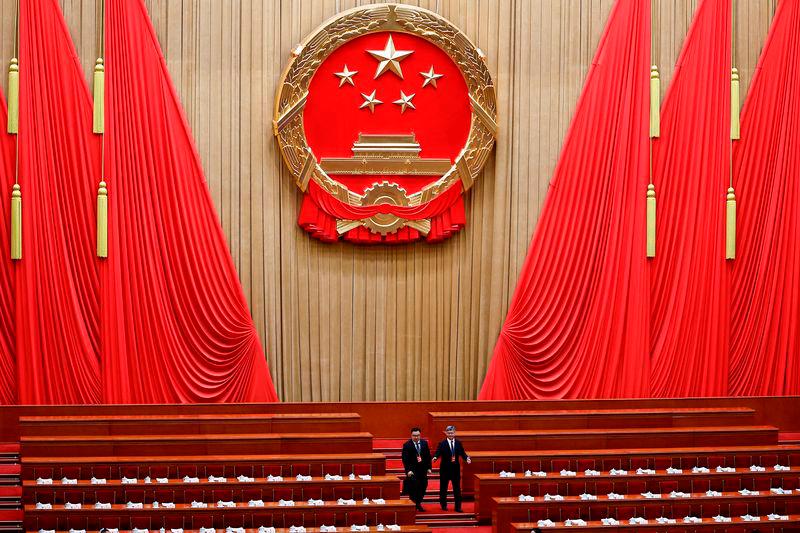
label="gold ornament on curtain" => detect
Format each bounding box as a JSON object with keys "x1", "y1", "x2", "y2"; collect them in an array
[
  {"x1": 726, "y1": 4, "x2": 738, "y2": 260},
  {"x1": 95, "y1": 0, "x2": 107, "y2": 258},
  {"x1": 93, "y1": 58, "x2": 104, "y2": 134},
  {"x1": 649, "y1": 65, "x2": 660, "y2": 138},
  {"x1": 9, "y1": 0, "x2": 21, "y2": 260},
  {"x1": 10, "y1": 184, "x2": 20, "y2": 260},
  {"x1": 7, "y1": 59, "x2": 18, "y2": 135},
  {"x1": 647, "y1": 2, "x2": 659, "y2": 259}
]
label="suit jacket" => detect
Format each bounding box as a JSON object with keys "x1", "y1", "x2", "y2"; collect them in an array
[
  {"x1": 402, "y1": 438, "x2": 432, "y2": 476},
  {"x1": 433, "y1": 438, "x2": 469, "y2": 472}
]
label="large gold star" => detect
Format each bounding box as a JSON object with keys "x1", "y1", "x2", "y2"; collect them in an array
[
  {"x1": 334, "y1": 65, "x2": 358, "y2": 87},
  {"x1": 359, "y1": 90, "x2": 383, "y2": 113},
  {"x1": 367, "y1": 35, "x2": 413, "y2": 79},
  {"x1": 420, "y1": 66, "x2": 443, "y2": 88},
  {"x1": 393, "y1": 91, "x2": 416, "y2": 113}
]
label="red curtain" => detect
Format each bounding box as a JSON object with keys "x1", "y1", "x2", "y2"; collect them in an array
[
  {"x1": 0, "y1": 95, "x2": 15, "y2": 405},
  {"x1": 729, "y1": 0, "x2": 800, "y2": 395},
  {"x1": 15, "y1": 0, "x2": 101, "y2": 404},
  {"x1": 479, "y1": 0, "x2": 651, "y2": 399},
  {"x1": 649, "y1": 0, "x2": 731, "y2": 397},
  {"x1": 101, "y1": 0, "x2": 278, "y2": 402}
]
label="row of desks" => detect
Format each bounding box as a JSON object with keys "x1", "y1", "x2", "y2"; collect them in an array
[
  {"x1": 24, "y1": 475, "x2": 402, "y2": 504},
  {"x1": 474, "y1": 469, "x2": 800, "y2": 520},
  {"x1": 492, "y1": 492, "x2": 800, "y2": 532},
  {"x1": 25, "y1": 500, "x2": 416, "y2": 530}
]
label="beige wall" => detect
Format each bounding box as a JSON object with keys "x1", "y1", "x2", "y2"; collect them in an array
[{"x1": 0, "y1": 0, "x2": 779, "y2": 401}]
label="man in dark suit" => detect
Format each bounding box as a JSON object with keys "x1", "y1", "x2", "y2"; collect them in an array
[
  {"x1": 401, "y1": 427, "x2": 432, "y2": 511},
  {"x1": 432, "y1": 425, "x2": 471, "y2": 512}
]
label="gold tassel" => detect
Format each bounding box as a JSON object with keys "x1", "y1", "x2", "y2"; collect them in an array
[
  {"x1": 7, "y1": 58, "x2": 19, "y2": 134},
  {"x1": 97, "y1": 181, "x2": 108, "y2": 258},
  {"x1": 650, "y1": 65, "x2": 660, "y2": 138},
  {"x1": 93, "y1": 58, "x2": 104, "y2": 134},
  {"x1": 646, "y1": 184, "x2": 656, "y2": 258},
  {"x1": 730, "y1": 67, "x2": 740, "y2": 140},
  {"x1": 726, "y1": 187, "x2": 736, "y2": 260},
  {"x1": 10, "y1": 184, "x2": 21, "y2": 260}
]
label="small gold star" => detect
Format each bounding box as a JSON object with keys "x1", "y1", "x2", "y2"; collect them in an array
[
  {"x1": 367, "y1": 35, "x2": 414, "y2": 79},
  {"x1": 334, "y1": 65, "x2": 358, "y2": 87},
  {"x1": 359, "y1": 90, "x2": 383, "y2": 113},
  {"x1": 420, "y1": 66, "x2": 444, "y2": 88},
  {"x1": 393, "y1": 91, "x2": 416, "y2": 113}
]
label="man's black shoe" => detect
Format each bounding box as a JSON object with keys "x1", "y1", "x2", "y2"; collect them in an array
[
  {"x1": 416, "y1": 505, "x2": 425, "y2": 512},
  {"x1": 440, "y1": 505, "x2": 447, "y2": 511},
  {"x1": 454, "y1": 507, "x2": 463, "y2": 513}
]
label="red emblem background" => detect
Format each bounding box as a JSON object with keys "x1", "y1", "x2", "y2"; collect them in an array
[{"x1": 303, "y1": 32, "x2": 471, "y2": 195}]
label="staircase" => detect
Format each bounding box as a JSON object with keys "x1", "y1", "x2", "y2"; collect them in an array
[{"x1": 374, "y1": 439, "x2": 479, "y2": 529}]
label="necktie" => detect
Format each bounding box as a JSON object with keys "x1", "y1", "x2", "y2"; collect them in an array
[
  {"x1": 450, "y1": 439, "x2": 454, "y2": 454},
  {"x1": 415, "y1": 442, "x2": 420, "y2": 454}
]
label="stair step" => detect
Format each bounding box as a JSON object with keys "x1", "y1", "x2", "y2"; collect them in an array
[{"x1": 416, "y1": 516, "x2": 479, "y2": 528}]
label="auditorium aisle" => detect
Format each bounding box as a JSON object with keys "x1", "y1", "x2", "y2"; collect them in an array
[{"x1": 375, "y1": 439, "x2": 480, "y2": 530}]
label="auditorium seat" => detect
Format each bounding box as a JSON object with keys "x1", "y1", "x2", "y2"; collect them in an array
[
  {"x1": 241, "y1": 488, "x2": 262, "y2": 502},
  {"x1": 551, "y1": 459, "x2": 570, "y2": 471},
  {"x1": 333, "y1": 486, "x2": 353, "y2": 500},
  {"x1": 302, "y1": 486, "x2": 322, "y2": 500},
  {"x1": 152, "y1": 488, "x2": 175, "y2": 505},
  {"x1": 627, "y1": 480, "x2": 646, "y2": 494}
]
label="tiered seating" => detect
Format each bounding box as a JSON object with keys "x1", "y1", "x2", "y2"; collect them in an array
[
  {"x1": 428, "y1": 407, "x2": 800, "y2": 530},
  {"x1": 25, "y1": 525, "x2": 431, "y2": 533},
  {"x1": 23, "y1": 453, "x2": 386, "y2": 480},
  {"x1": 509, "y1": 516, "x2": 800, "y2": 531},
  {"x1": 25, "y1": 475, "x2": 401, "y2": 505},
  {"x1": 464, "y1": 445, "x2": 800, "y2": 495},
  {"x1": 475, "y1": 467, "x2": 800, "y2": 520},
  {"x1": 21, "y1": 433, "x2": 374, "y2": 457},
  {"x1": 20, "y1": 414, "x2": 411, "y2": 531},
  {"x1": 429, "y1": 407, "x2": 758, "y2": 431},
  {"x1": 493, "y1": 492, "x2": 800, "y2": 532},
  {"x1": 0, "y1": 443, "x2": 21, "y2": 532},
  {"x1": 25, "y1": 499, "x2": 416, "y2": 530},
  {"x1": 19, "y1": 413, "x2": 362, "y2": 436},
  {"x1": 455, "y1": 426, "x2": 779, "y2": 452}
]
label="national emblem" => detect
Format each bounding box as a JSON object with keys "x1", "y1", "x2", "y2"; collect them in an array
[{"x1": 273, "y1": 4, "x2": 497, "y2": 243}]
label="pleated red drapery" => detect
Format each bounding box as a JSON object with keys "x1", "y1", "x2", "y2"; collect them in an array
[
  {"x1": 0, "y1": 95, "x2": 15, "y2": 405},
  {"x1": 101, "y1": 0, "x2": 278, "y2": 402},
  {"x1": 649, "y1": 0, "x2": 731, "y2": 397},
  {"x1": 479, "y1": 0, "x2": 651, "y2": 400},
  {"x1": 729, "y1": 0, "x2": 800, "y2": 395},
  {"x1": 15, "y1": 0, "x2": 101, "y2": 404}
]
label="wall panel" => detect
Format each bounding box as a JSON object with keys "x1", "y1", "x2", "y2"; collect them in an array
[{"x1": 0, "y1": 0, "x2": 778, "y2": 400}]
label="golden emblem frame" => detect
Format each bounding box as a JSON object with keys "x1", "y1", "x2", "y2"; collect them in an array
[{"x1": 273, "y1": 3, "x2": 498, "y2": 236}]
